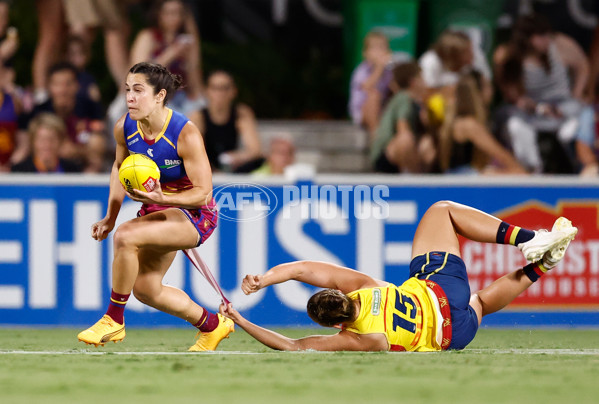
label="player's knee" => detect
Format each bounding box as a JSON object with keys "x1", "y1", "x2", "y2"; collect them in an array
[
  {"x1": 430, "y1": 200, "x2": 454, "y2": 213},
  {"x1": 113, "y1": 223, "x2": 138, "y2": 250}
]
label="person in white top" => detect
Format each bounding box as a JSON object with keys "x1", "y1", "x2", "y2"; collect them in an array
[{"x1": 419, "y1": 30, "x2": 493, "y2": 105}]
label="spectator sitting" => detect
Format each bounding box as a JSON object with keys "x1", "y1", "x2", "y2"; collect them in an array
[
  {"x1": 130, "y1": 0, "x2": 204, "y2": 115},
  {"x1": 0, "y1": 73, "x2": 18, "y2": 172},
  {"x1": 252, "y1": 135, "x2": 295, "y2": 176},
  {"x1": 17, "y1": 62, "x2": 107, "y2": 171},
  {"x1": 189, "y1": 70, "x2": 263, "y2": 173},
  {"x1": 370, "y1": 62, "x2": 436, "y2": 174},
  {"x1": 574, "y1": 83, "x2": 599, "y2": 176},
  {"x1": 493, "y1": 13, "x2": 591, "y2": 173},
  {"x1": 65, "y1": 35, "x2": 101, "y2": 104},
  {"x1": 348, "y1": 31, "x2": 394, "y2": 139},
  {"x1": 11, "y1": 112, "x2": 81, "y2": 173},
  {"x1": 438, "y1": 72, "x2": 527, "y2": 174},
  {"x1": 419, "y1": 30, "x2": 493, "y2": 107}
]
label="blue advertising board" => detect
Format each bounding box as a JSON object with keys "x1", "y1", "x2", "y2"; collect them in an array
[{"x1": 1, "y1": 174, "x2": 598, "y2": 328}]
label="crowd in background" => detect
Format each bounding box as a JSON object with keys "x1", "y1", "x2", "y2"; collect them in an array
[
  {"x1": 0, "y1": 0, "x2": 276, "y2": 175},
  {"x1": 352, "y1": 13, "x2": 599, "y2": 176},
  {"x1": 2, "y1": 0, "x2": 599, "y2": 176}
]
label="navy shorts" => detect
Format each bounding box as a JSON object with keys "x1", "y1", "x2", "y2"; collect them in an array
[{"x1": 409, "y1": 252, "x2": 479, "y2": 350}]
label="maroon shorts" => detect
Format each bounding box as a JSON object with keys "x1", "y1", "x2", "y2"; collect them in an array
[{"x1": 138, "y1": 203, "x2": 218, "y2": 247}]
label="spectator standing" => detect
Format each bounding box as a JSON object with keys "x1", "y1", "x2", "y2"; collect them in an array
[
  {"x1": 62, "y1": 0, "x2": 131, "y2": 90},
  {"x1": 32, "y1": 0, "x2": 66, "y2": 105},
  {"x1": 130, "y1": 0, "x2": 204, "y2": 115},
  {"x1": 348, "y1": 31, "x2": 394, "y2": 139},
  {"x1": 0, "y1": 0, "x2": 18, "y2": 93},
  {"x1": 370, "y1": 62, "x2": 436, "y2": 174},
  {"x1": 189, "y1": 70, "x2": 262, "y2": 173}
]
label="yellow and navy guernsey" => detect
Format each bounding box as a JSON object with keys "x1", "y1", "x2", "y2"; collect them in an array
[
  {"x1": 345, "y1": 278, "x2": 452, "y2": 352},
  {"x1": 124, "y1": 108, "x2": 198, "y2": 198}
]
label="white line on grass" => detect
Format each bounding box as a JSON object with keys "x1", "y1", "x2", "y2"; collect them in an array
[{"x1": 0, "y1": 349, "x2": 598, "y2": 355}]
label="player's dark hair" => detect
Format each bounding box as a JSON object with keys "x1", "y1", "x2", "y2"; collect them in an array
[
  {"x1": 129, "y1": 62, "x2": 183, "y2": 105},
  {"x1": 307, "y1": 289, "x2": 356, "y2": 327},
  {"x1": 47, "y1": 61, "x2": 78, "y2": 81}
]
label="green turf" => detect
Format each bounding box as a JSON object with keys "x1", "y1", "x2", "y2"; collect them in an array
[{"x1": 1, "y1": 328, "x2": 598, "y2": 404}]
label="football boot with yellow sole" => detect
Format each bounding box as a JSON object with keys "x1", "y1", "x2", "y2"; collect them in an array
[
  {"x1": 188, "y1": 314, "x2": 234, "y2": 351},
  {"x1": 78, "y1": 315, "x2": 126, "y2": 347}
]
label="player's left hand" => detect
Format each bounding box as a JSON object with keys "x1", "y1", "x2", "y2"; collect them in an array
[
  {"x1": 126, "y1": 181, "x2": 166, "y2": 205},
  {"x1": 219, "y1": 302, "x2": 242, "y2": 323}
]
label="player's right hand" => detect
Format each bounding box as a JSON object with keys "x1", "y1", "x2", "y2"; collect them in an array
[
  {"x1": 241, "y1": 274, "x2": 262, "y2": 295},
  {"x1": 91, "y1": 218, "x2": 115, "y2": 241}
]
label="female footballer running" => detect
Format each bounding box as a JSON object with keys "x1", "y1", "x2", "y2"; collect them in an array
[
  {"x1": 221, "y1": 201, "x2": 577, "y2": 351},
  {"x1": 78, "y1": 62, "x2": 233, "y2": 351}
]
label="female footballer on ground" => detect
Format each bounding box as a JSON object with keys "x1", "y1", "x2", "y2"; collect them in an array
[
  {"x1": 78, "y1": 62, "x2": 234, "y2": 351},
  {"x1": 221, "y1": 201, "x2": 577, "y2": 351}
]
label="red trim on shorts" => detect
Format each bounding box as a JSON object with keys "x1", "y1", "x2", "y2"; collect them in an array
[{"x1": 425, "y1": 280, "x2": 452, "y2": 350}]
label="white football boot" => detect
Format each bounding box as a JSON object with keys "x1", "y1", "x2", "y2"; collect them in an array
[{"x1": 518, "y1": 217, "x2": 578, "y2": 263}]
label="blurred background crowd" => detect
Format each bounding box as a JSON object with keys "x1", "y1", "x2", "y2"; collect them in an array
[{"x1": 2, "y1": 0, "x2": 599, "y2": 176}]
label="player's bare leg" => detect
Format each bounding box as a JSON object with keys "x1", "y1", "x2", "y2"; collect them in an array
[
  {"x1": 412, "y1": 201, "x2": 576, "y2": 259},
  {"x1": 78, "y1": 209, "x2": 233, "y2": 349},
  {"x1": 133, "y1": 248, "x2": 204, "y2": 323},
  {"x1": 412, "y1": 201, "x2": 507, "y2": 258}
]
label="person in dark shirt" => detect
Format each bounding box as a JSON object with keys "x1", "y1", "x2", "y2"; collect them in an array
[
  {"x1": 11, "y1": 112, "x2": 81, "y2": 173},
  {"x1": 189, "y1": 70, "x2": 262, "y2": 172}
]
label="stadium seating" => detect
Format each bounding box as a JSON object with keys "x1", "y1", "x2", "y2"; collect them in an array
[{"x1": 258, "y1": 120, "x2": 370, "y2": 173}]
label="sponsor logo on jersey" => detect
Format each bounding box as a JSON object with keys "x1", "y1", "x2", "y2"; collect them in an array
[
  {"x1": 147, "y1": 148, "x2": 154, "y2": 157},
  {"x1": 127, "y1": 138, "x2": 139, "y2": 146},
  {"x1": 160, "y1": 159, "x2": 182, "y2": 169},
  {"x1": 371, "y1": 289, "x2": 381, "y2": 315}
]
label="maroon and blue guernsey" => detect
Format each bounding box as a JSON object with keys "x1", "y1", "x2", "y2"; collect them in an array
[{"x1": 122, "y1": 107, "x2": 217, "y2": 245}]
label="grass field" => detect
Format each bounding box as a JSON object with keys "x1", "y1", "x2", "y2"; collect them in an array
[{"x1": 1, "y1": 327, "x2": 598, "y2": 404}]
